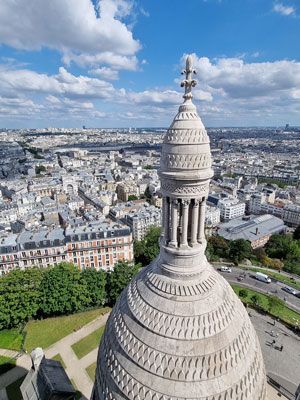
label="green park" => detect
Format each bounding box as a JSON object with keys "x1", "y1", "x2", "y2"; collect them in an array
[{"x1": 0, "y1": 226, "x2": 300, "y2": 398}]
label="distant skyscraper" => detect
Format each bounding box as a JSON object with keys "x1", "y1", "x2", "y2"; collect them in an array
[{"x1": 92, "y1": 55, "x2": 267, "y2": 400}]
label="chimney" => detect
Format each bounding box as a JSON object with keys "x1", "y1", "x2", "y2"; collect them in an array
[{"x1": 255, "y1": 227, "x2": 259, "y2": 235}]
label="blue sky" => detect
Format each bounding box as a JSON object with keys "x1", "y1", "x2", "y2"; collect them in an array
[{"x1": 0, "y1": 0, "x2": 299, "y2": 128}]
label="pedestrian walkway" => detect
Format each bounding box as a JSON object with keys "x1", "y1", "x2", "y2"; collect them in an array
[
  {"x1": 250, "y1": 309, "x2": 300, "y2": 394},
  {"x1": 0, "y1": 350, "x2": 18, "y2": 359},
  {"x1": 0, "y1": 311, "x2": 110, "y2": 399}
]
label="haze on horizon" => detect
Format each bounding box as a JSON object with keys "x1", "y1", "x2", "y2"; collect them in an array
[{"x1": 0, "y1": 0, "x2": 299, "y2": 128}]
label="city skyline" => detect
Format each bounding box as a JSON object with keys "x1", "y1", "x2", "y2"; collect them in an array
[{"x1": 0, "y1": 0, "x2": 299, "y2": 128}]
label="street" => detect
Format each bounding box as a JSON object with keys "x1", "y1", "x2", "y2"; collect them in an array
[{"x1": 213, "y1": 264, "x2": 300, "y2": 314}]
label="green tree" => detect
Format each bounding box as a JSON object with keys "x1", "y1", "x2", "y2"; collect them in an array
[
  {"x1": 39, "y1": 263, "x2": 90, "y2": 316},
  {"x1": 229, "y1": 239, "x2": 252, "y2": 265},
  {"x1": 250, "y1": 294, "x2": 260, "y2": 308},
  {"x1": 238, "y1": 289, "x2": 248, "y2": 299},
  {"x1": 205, "y1": 236, "x2": 229, "y2": 261},
  {"x1": 253, "y1": 247, "x2": 267, "y2": 262},
  {"x1": 81, "y1": 269, "x2": 107, "y2": 307},
  {"x1": 107, "y1": 261, "x2": 141, "y2": 304},
  {"x1": 134, "y1": 226, "x2": 161, "y2": 266},
  {"x1": 128, "y1": 195, "x2": 138, "y2": 201},
  {"x1": 0, "y1": 268, "x2": 44, "y2": 329},
  {"x1": 265, "y1": 234, "x2": 293, "y2": 259},
  {"x1": 265, "y1": 234, "x2": 300, "y2": 275},
  {"x1": 293, "y1": 225, "x2": 300, "y2": 240}
]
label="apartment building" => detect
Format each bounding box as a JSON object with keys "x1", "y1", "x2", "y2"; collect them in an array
[
  {"x1": 124, "y1": 206, "x2": 161, "y2": 240},
  {"x1": 0, "y1": 221, "x2": 133, "y2": 274},
  {"x1": 218, "y1": 198, "x2": 246, "y2": 222},
  {"x1": 116, "y1": 181, "x2": 140, "y2": 201},
  {"x1": 282, "y1": 204, "x2": 300, "y2": 228}
]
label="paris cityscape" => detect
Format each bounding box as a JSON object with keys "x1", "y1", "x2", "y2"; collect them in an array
[{"x1": 0, "y1": 1, "x2": 300, "y2": 400}]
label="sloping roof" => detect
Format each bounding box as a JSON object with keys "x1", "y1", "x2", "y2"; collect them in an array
[
  {"x1": 21, "y1": 357, "x2": 76, "y2": 400},
  {"x1": 218, "y1": 214, "x2": 285, "y2": 242}
]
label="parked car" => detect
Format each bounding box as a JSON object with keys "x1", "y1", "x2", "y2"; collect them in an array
[
  {"x1": 237, "y1": 276, "x2": 244, "y2": 282},
  {"x1": 220, "y1": 266, "x2": 232, "y2": 273},
  {"x1": 282, "y1": 286, "x2": 297, "y2": 296}
]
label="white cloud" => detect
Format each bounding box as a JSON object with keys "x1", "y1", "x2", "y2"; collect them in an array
[
  {"x1": 89, "y1": 67, "x2": 119, "y2": 80},
  {"x1": 1, "y1": 55, "x2": 300, "y2": 127},
  {"x1": 127, "y1": 90, "x2": 181, "y2": 105},
  {"x1": 179, "y1": 54, "x2": 300, "y2": 125},
  {"x1": 0, "y1": 0, "x2": 140, "y2": 70},
  {"x1": 185, "y1": 54, "x2": 300, "y2": 99},
  {"x1": 0, "y1": 66, "x2": 116, "y2": 99},
  {"x1": 273, "y1": 3, "x2": 295, "y2": 16}
]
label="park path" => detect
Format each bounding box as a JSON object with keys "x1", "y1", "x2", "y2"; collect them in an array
[
  {"x1": 45, "y1": 312, "x2": 109, "y2": 399},
  {"x1": 80, "y1": 348, "x2": 98, "y2": 369},
  {"x1": 0, "y1": 350, "x2": 18, "y2": 359},
  {"x1": 0, "y1": 311, "x2": 110, "y2": 399}
]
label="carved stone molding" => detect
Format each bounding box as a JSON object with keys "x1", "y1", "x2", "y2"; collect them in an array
[
  {"x1": 161, "y1": 180, "x2": 209, "y2": 196},
  {"x1": 161, "y1": 153, "x2": 211, "y2": 170},
  {"x1": 164, "y1": 128, "x2": 209, "y2": 144}
]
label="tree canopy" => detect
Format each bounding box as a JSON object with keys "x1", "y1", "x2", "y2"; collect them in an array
[
  {"x1": 265, "y1": 234, "x2": 300, "y2": 275},
  {"x1": 0, "y1": 268, "x2": 44, "y2": 329},
  {"x1": 293, "y1": 225, "x2": 300, "y2": 241},
  {"x1": 228, "y1": 239, "x2": 252, "y2": 265},
  {"x1": 39, "y1": 263, "x2": 90, "y2": 316},
  {"x1": 133, "y1": 225, "x2": 161, "y2": 266},
  {"x1": 106, "y1": 261, "x2": 141, "y2": 304},
  {"x1": 0, "y1": 263, "x2": 109, "y2": 330}
]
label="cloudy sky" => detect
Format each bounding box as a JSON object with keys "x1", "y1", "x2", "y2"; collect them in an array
[{"x1": 0, "y1": 0, "x2": 299, "y2": 128}]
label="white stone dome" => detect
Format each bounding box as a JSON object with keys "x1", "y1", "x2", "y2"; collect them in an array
[
  {"x1": 93, "y1": 259, "x2": 266, "y2": 400},
  {"x1": 92, "y1": 55, "x2": 267, "y2": 400}
]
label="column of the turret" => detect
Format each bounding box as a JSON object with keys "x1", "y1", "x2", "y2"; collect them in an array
[
  {"x1": 190, "y1": 199, "x2": 199, "y2": 247},
  {"x1": 197, "y1": 198, "x2": 206, "y2": 243},
  {"x1": 169, "y1": 199, "x2": 178, "y2": 247},
  {"x1": 180, "y1": 200, "x2": 189, "y2": 247},
  {"x1": 163, "y1": 197, "x2": 170, "y2": 243}
]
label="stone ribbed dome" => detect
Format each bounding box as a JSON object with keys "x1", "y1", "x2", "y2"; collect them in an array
[{"x1": 92, "y1": 55, "x2": 267, "y2": 400}]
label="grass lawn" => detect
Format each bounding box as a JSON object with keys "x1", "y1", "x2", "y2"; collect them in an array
[
  {"x1": 72, "y1": 326, "x2": 105, "y2": 359},
  {"x1": 0, "y1": 328, "x2": 24, "y2": 351},
  {"x1": 86, "y1": 362, "x2": 97, "y2": 381},
  {"x1": 247, "y1": 267, "x2": 300, "y2": 291},
  {"x1": 24, "y1": 307, "x2": 110, "y2": 352},
  {"x1": 0, "y1": 355, "x2": 16, "y2": 375},
  {"x1": 232, "y1": 284, "x2": 300, "y2": 327},
  {"x1": 6, "y1": 376, "x2": 25, "y2": 400},
  {"x1": 51, "y1": 353, "x2": 66, "y2": 369}
]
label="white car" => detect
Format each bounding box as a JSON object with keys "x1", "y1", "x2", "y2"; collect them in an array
[{"x1": 220, "y1": 266, "x2": 232, "y2": 273}]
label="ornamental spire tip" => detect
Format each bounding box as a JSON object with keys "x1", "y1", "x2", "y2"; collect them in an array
[{"x1": 181, "y1": 54, "x2": 197, "y2": 101}]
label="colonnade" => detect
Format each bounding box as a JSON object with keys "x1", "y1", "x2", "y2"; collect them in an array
[{"x1": 162, "y1": 196, "x2": 206, "y2": 249}]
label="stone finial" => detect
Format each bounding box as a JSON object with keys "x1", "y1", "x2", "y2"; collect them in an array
[
  {"x1": 31, "y1": 347, "x2": 44, "y2": 370},
  {"x1": 181, "y1": 54, "x2": 197, "y2": 101}
]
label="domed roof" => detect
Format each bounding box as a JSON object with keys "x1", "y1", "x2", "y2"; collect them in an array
[{"x1": 92, "y1": 55, "x2": 267, "y2": 400}]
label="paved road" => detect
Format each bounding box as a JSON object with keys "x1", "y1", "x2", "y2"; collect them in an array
[{"x1": 214, "y1": 264, "x2": 300, "y2": 314}]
